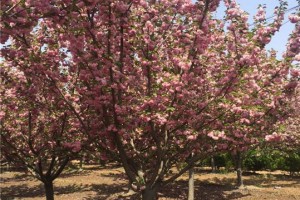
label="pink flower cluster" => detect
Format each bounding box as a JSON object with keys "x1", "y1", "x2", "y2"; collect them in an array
[
  {"x1": 207, "y1": 131, "x2": 226, "y2": 140},
  {"x1": 289, "y1": 14, "x2": 300, "y2": 23},
  {"x1": 63, "y1": 141, "x2": 81, "y2": 153},
  {"x1": 265, "y1": 133, "x2": 282, "y2": 142}
]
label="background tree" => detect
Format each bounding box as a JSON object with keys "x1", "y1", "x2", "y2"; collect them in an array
[
  {"x1": 264, "y1": 5, "x2": 300, "y2": 175},
  {"x1": 206, "y1": 0, "x2": 299, "y2": 187},
  {"x1": 0, "y1": 61, "x2": 84, "y2": 200}
]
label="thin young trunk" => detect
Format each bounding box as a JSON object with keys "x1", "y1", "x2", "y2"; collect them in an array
[
  {"x1": 79, "y1": 157, "x2": 83, "y2": 170},
  {"x1": 44, "y1": 180, "x2": 54, "y2": 200},
  {"x1": 6, "y1": 163, "x2": 10, "y2": 171},
  {"x1": 211, "y1": 156, "x2": 216, "y2": 173},
  {"x1": 236, "y1": 151, "x2": 243, "y2": 187},
  {"x1": 188, "y1": 166, "x2": 194, "y2": 200}
]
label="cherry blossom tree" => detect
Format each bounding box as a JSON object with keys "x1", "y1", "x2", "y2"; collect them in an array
[
  {"x1": 217, "y1": 1, "x2": 300, "y2": 187},
  {"x1": 1, "y1": 0, "x2": 299, "y2": 199},
  {"x1": 0, "y1": 1, "x2": 226, "y2": 198},
  {"x1": 265, "y1": 82, "x2": 300, "y2": 159},
  {"x1": 0, "y1": 60, "x2": 85, "y2": 200}
]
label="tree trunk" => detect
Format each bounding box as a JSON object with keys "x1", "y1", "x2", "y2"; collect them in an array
[
  {"x1": 79, "y1": 157, "x2": 83, "y2": 170},
  {"x1": 44, "y1": 180, "x2": 54, "y2": 200},
  {"x1": 188, "y1": 166, "x2": 194, "y2": 200},
  {"x1": 211, "y1": 156, "x2": 216, "y2": 173},
  {"x1": 236, "y1": 151, "x2": 243, "y2": 187},
  {"x1": 142, "y1": 186, "x2": 159, "y2": 200},
  {"x1": 99, "y1": 159, "x2": 106, "y2": 167}
]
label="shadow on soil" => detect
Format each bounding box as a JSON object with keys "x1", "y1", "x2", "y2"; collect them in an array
[
  {"x1": 84, "y1": 183, "x2": 129, "y2": 200},
  {"x1": 59, "y1": 169, "x2": 91, "y2": 178},
  {"x1": 1, "y1": 177, "x2": 248, "y2": 200},
  {"x1": 202, "y1": 174, "x2": 300, "y2": 188},
  {"x1": 83, "y1": 178, "x2": 252, "y2": 200},
  {"x1": 81, "y1": 162, "x2": 123, "y2": 170},
  {"x1": 0, "y1": 172, "x2": 35, "y2": 183},
  {"x1": 1, "y1": 184, "x2": 45, "y2": 199},
  {"x1": 158, "y1": 180, "x2": 250, "y2": 200},
  {"x1": 0, "y1": 183, "x2": 121, "y2": 199},
  {"x1": 1, "y1": 167, "x2": 300, "y2": 200}
]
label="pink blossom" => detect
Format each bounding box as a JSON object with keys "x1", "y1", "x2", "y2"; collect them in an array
[
  {"x1": 217, "y1": 143, "x2": 228, "y2": 150},
  {"x1": 0, "y1": 111, "x2": 5, "y2": 120},
  {"x1": 63, "y1": 141, "x2": 81, "y2": 152},
  {"x1": 265, "y1": 132, "x2": 281, "y2": 142},
  {"x1": 207, "y1": 131, "x2": 225, "y2": 140},
  {"x1": 289, "y1": 14, "x2": 300, "y2": 23},
  {"x1": 187, "y1": 135, "x2": 197, "y2": 141}
]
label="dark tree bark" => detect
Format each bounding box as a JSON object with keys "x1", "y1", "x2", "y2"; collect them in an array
[
  {"x1": 44, "y1": 180, "x2": 54, "y2": 200},
  {"x1": 142, "y1": 188, "x2": 158, "y2": 200},
  {"x1": 39, "y1": 158, "x2": 69, "y2": 200},
  {"x1": 142, "y1": 184, "x2": 160, "y2": 200}
]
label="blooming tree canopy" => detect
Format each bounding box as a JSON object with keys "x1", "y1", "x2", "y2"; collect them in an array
[
  {"x1": 0, "y1": 60, "x2": 84, "y2": 200},
  {"x1": 1, "y1": 0, "x2": 299, "y2": 199}
]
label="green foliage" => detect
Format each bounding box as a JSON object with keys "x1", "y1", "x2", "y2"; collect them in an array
[
  {"x1": 201, "y1": 153, "x2": 234, "y2": 172},
  {"x1": 243, "y1": 148, "x2": 300, "y2": 173},
  {"x1": 283, "y1": 151, "x2": 300, "y2": 174},
  {"x1": 215, "y1": 153, "x2": 234, "y2": 171},
  {"x1": 200, "y1": 149, "x2": 300, "y2": 174},
  {"x1": 244, "y1": 149, "x2": 272, "y2": 171}
]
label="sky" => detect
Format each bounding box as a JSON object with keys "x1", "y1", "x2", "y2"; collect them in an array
[{"x1": 215, "y1": 0, "x2": 300, "y2": 58}]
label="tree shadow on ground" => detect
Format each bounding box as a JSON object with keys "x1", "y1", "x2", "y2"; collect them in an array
[
  {"x1": 99, "y1": 172, "x2": 127, "y2": 180},
  {"x1": 84, "y1": 180, "x2": 251, "y2": 200},
  {"x1": 0, "y1": 183, "x2": 92, "y2": 199},
  {"x1": 55, "y1": 184, "x2": 90, "y2": 194},
  {"x1": 59, "y1": 168, "x2": 91, "y2": 178},
  {"x1": 268, "y1": 173, "x2": 300, "y2": 180},
  {"x1": 0, "y1": 179, "x2": 259, "y2": 200},
  {"x1": 2, "y1": 169, "x2": 299, "y2": 200},
  {"x1": 81, "y1": 162, "x2": 123, "y2": 170},
  {"x1": 245, "y1": 174, "x2": 300, "y2": 188},
  {"x1": 1, "y1": 172, "x2": 36, "y2": 184},
  {"x1": 0, "y1": 165, "x2": 27, "y2": 173},
  {"x1": 84, "y1": 183, "x2": 129, "y2": 200},
  {"x1": 1, "y1": 184, "x2": 44, "y2": 199},
  {"x1": 158, "y1": 180, "x2": 250, "y2": 200},
  {"x1": 202, "y1": 173, "x2": 300, "y2": 189}
]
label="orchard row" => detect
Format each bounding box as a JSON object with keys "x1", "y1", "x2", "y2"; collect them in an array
[{"x1": 1, "y1": 0, "x2": 299, "y2": 199}]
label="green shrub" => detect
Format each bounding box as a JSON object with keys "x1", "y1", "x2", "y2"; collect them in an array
[
  {"x1": 243, "y1": 148, "x2": 300, "y2": 173},
  {"x1": 284, "y1": 152, "x2": 300, "y2": 174},
  {"x1": 244, "y1": 150, "x2": 270, "y2": 171}
]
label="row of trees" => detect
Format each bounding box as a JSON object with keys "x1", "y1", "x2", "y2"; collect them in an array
[
  {"x1": 1, "y1": 0, "x2": 299, "y2": 199},
  {"x1": 203, "y1": 148, "x2": 300, "y2": 175}
]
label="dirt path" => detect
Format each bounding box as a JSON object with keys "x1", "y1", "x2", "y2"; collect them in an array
[{"x1": 1, "y1": 165, "x2": 300, "y2": 200}]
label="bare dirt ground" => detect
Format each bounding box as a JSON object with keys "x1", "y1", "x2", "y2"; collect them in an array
[{"x1": 1, "y1": 163, "x2": 300, "y2": 200}]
